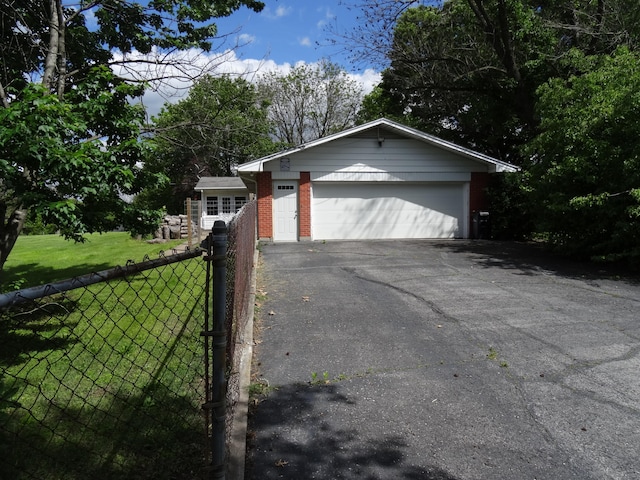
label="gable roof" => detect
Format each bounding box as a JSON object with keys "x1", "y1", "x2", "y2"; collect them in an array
[
  {"x1": 237, "y1": 118, "x2": 519, "y2": 173},
  {"x1": 194, "y1": 177, "x2": 247, "y2": 191}
]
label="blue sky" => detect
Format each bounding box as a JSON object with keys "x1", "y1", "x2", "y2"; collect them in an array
[
  {"x1": 110, "y1": 1, "x2": 382, "y2": 116},
  {"x1": 215, "y1": 1, "x2": 362, "y2": 69}
]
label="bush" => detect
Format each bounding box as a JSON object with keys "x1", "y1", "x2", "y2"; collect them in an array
[
  {"x1": 21, "y1": 211, "x2": 58, "y2": 236},
  {"x1": 486, "y1": 172, "x2": 534, "y2": 241}
]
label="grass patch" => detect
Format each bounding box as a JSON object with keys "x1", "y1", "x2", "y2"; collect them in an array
[
  {"x1": 1, "y1": 252, "x2": 208, "y2": 479},
  {"x1": 1, "y1": 232, "x2": 185, "y2": 290}
]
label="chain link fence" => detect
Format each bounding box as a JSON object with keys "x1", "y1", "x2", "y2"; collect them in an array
[
  {"x1": 223, "y1": 200, "x2": 257, "y2": 466},
  {"x1": 1, "y1": 200, "x2": 257, "y2": 480},
  {"x1": 0, "y1": 248, "x2": 208, "y2": 479},
  {"x1": 226, "y1": 199, "x2": 257, "y2": 365}
]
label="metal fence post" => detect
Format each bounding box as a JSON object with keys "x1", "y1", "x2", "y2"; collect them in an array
[{"x1": 209, "y1": 220, "x2": 227, "y2": 480}]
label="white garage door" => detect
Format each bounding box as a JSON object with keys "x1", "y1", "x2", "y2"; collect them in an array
[{"x1": 312, "y1": 183, "x2": 466, "y2": 240}]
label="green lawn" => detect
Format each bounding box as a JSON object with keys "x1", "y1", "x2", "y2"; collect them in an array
[
  {"x1": 1, "y1": 232, "x2": 185, "y2": 291},
  {"x1": 1, "y1": 236, "x2": 208, "y2": 479}
]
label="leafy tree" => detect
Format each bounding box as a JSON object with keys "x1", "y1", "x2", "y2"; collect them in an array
[
  {"x1": 358, "y1": 1, "x2": 555, "y2": 162},
  {"x1": 0, "y1": 0, "x2": 264, "y2": 274},
  {"x1": 356, "y1": 84, "x2": 412, "y2": 126},
  {"x1": 526, "y1": 47, "x2": 640, "y2": 264},
  {"x1": 143, "y1": 75, "x2": 277, "y2": 213},
  {"x1": 538, "y1": 0, "x2": 640, "y2": 55},
  {"x1": 258, "y1": 60, "x2": 363, "y2": 146},
  {"x1": 350, "y1": 0, "x2": 640, "y2": 162},
  {"x1": 0, "y1": 68, "x2": 164, "y2": 272},
  {"x1": 341, "y1": 1, "x2": 640, "y2": 262}
]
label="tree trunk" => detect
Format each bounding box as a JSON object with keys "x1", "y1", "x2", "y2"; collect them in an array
[
  {"x1": 56, "y1": 0, "x2": 67, "y2": 98},
  {"x1": 42, "y1": 0, "x2": 60, "y2": 90},
  {"x1": 0, "y1": 207, "x2": 27, "y2": 274}
]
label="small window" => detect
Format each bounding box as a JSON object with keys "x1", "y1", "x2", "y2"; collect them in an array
[
  {"x1": 221, "y1": 197, "x2": 232, "y2": 214},
  {"x1": 206, "y1": 197, "x2": 218, "y2": 215},
  {"x1": 277, "y1": 185, "x2": 294, "y2": 190},
  {"x1": 235, "y1": 196, "x2": 247, "y2": 212}
]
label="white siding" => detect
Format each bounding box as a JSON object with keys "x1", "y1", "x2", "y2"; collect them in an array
[{"x1": 263, "y1": 138, "x2": 488, "y2": 174}]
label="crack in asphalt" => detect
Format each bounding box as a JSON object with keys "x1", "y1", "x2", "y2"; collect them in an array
[
  {"x1": 341, "y1": 266, "x2": 459, "y2": 324},
  {"x1": 342, "y1": 262, "x2": 640, "y2": 460}
]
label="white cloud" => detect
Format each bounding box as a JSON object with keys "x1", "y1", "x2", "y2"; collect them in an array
[
  {"x1": 237, "y1": 33, "x2": 255, "y2": 45},
  {"x1": 275, "y1": 6, "x2": 291, "y2": 17},
  {"x1": 316, "y1": 6, "x2": 336, "y2": 29},
  {"x1": 350, "y1": 69, "x2": 382, "y2": 95},
  {"x1": 83, "y1": 8, "x2": 97, "y2": 30},
  {"x1": 262, "y1": 5, "x2": 292, "y2": 20},
  {"x1": 299, "y1": 37, "x2": 312, "y2": 47},
  {"x1": 113, "y1": 48, "x2": 380, "y2": 118},
  {"x1": 317, "y1": 6, "x2": 336, "y2": 19}
]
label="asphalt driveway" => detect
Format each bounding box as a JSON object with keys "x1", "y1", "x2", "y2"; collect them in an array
[{"x1": 246, "y1": 240, "x2": 640, "y2": 480}]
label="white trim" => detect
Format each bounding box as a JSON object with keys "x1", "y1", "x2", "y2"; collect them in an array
[
  {"x1": 462, "y1": 182, "x2": 470, "y2": 239},
  {"x1": 311, "y1": 172, "x2": 471, "y2": 182},
  {"x1": 272, "y1": 181, "x2": 299, "y2": 242},
  {"x1": 201, "y1": 194, "x2": 248, "y2": 229}
]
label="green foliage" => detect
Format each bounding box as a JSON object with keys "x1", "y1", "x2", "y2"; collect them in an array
[
  {"x1": 123, "y1": 205, "x2": 167, "y2": 239},
  {"x1": 371, "y1": 0, "x2": 555, "y2": 161},
  {"x1": 21, "y1": 211, "x2": 58, "y2": 236},
  {"x1": 357, "y1": 85, "x2": 419, "y2": 127},
  {"x1": 1, "y1": 1, "x2": 265, "y2": 271},
  {"x1": 144, "y1": 75, "x2": 276, "y2": 213},
  {"x1": 0, "y1": 69, "x2": 159, "y2": 244},
  {"x1": 486, "y1": 172, "x2": 534, "y2": 241},
  {"x1": 526, "y1": 47, "x2": 640, "y2": 265}
]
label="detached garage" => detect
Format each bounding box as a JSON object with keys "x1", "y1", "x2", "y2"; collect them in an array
[{"x1": 238, "y1": 118, "x2": 518, "y2": 242}]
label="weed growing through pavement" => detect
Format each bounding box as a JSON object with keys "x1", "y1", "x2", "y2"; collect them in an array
[
  {"x1": 487, "y1": 346, "x2": 509, "y2": 368},
  {"x1": 309, "y1": 364, "x2": 431, "y2": 386},
  {"x1": 309, "y1": 371, "x2": 335, "y2": 385},
  {"x1": 249, "y1": 379, "x2": 276, "y2": 397}
]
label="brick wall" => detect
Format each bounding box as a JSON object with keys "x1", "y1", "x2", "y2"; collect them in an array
[
  {"x1": 256, "y1": 172, "x2": 272, "y2": 239},
  {"x1": 469, "y1": 172, "x2": 491, "y2": 236},
  {"x1": 469, "y1": 172, "x2": 491, "y2": 212},
  {"x1": 299, "y1": 172, "x2": 311, "y2": 239}
]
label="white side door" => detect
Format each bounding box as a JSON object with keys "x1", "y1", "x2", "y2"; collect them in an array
[{"x1": 273, "y1": 181, "x2": 298, "y2": 241}]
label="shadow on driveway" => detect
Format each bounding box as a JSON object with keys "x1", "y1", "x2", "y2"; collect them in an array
[
  {"x1": 429, "y1": 240, "x2": 639, "y2": 283},
  {"x1": 247, "y1": 382, "x2": 460, "y2": 480}
]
